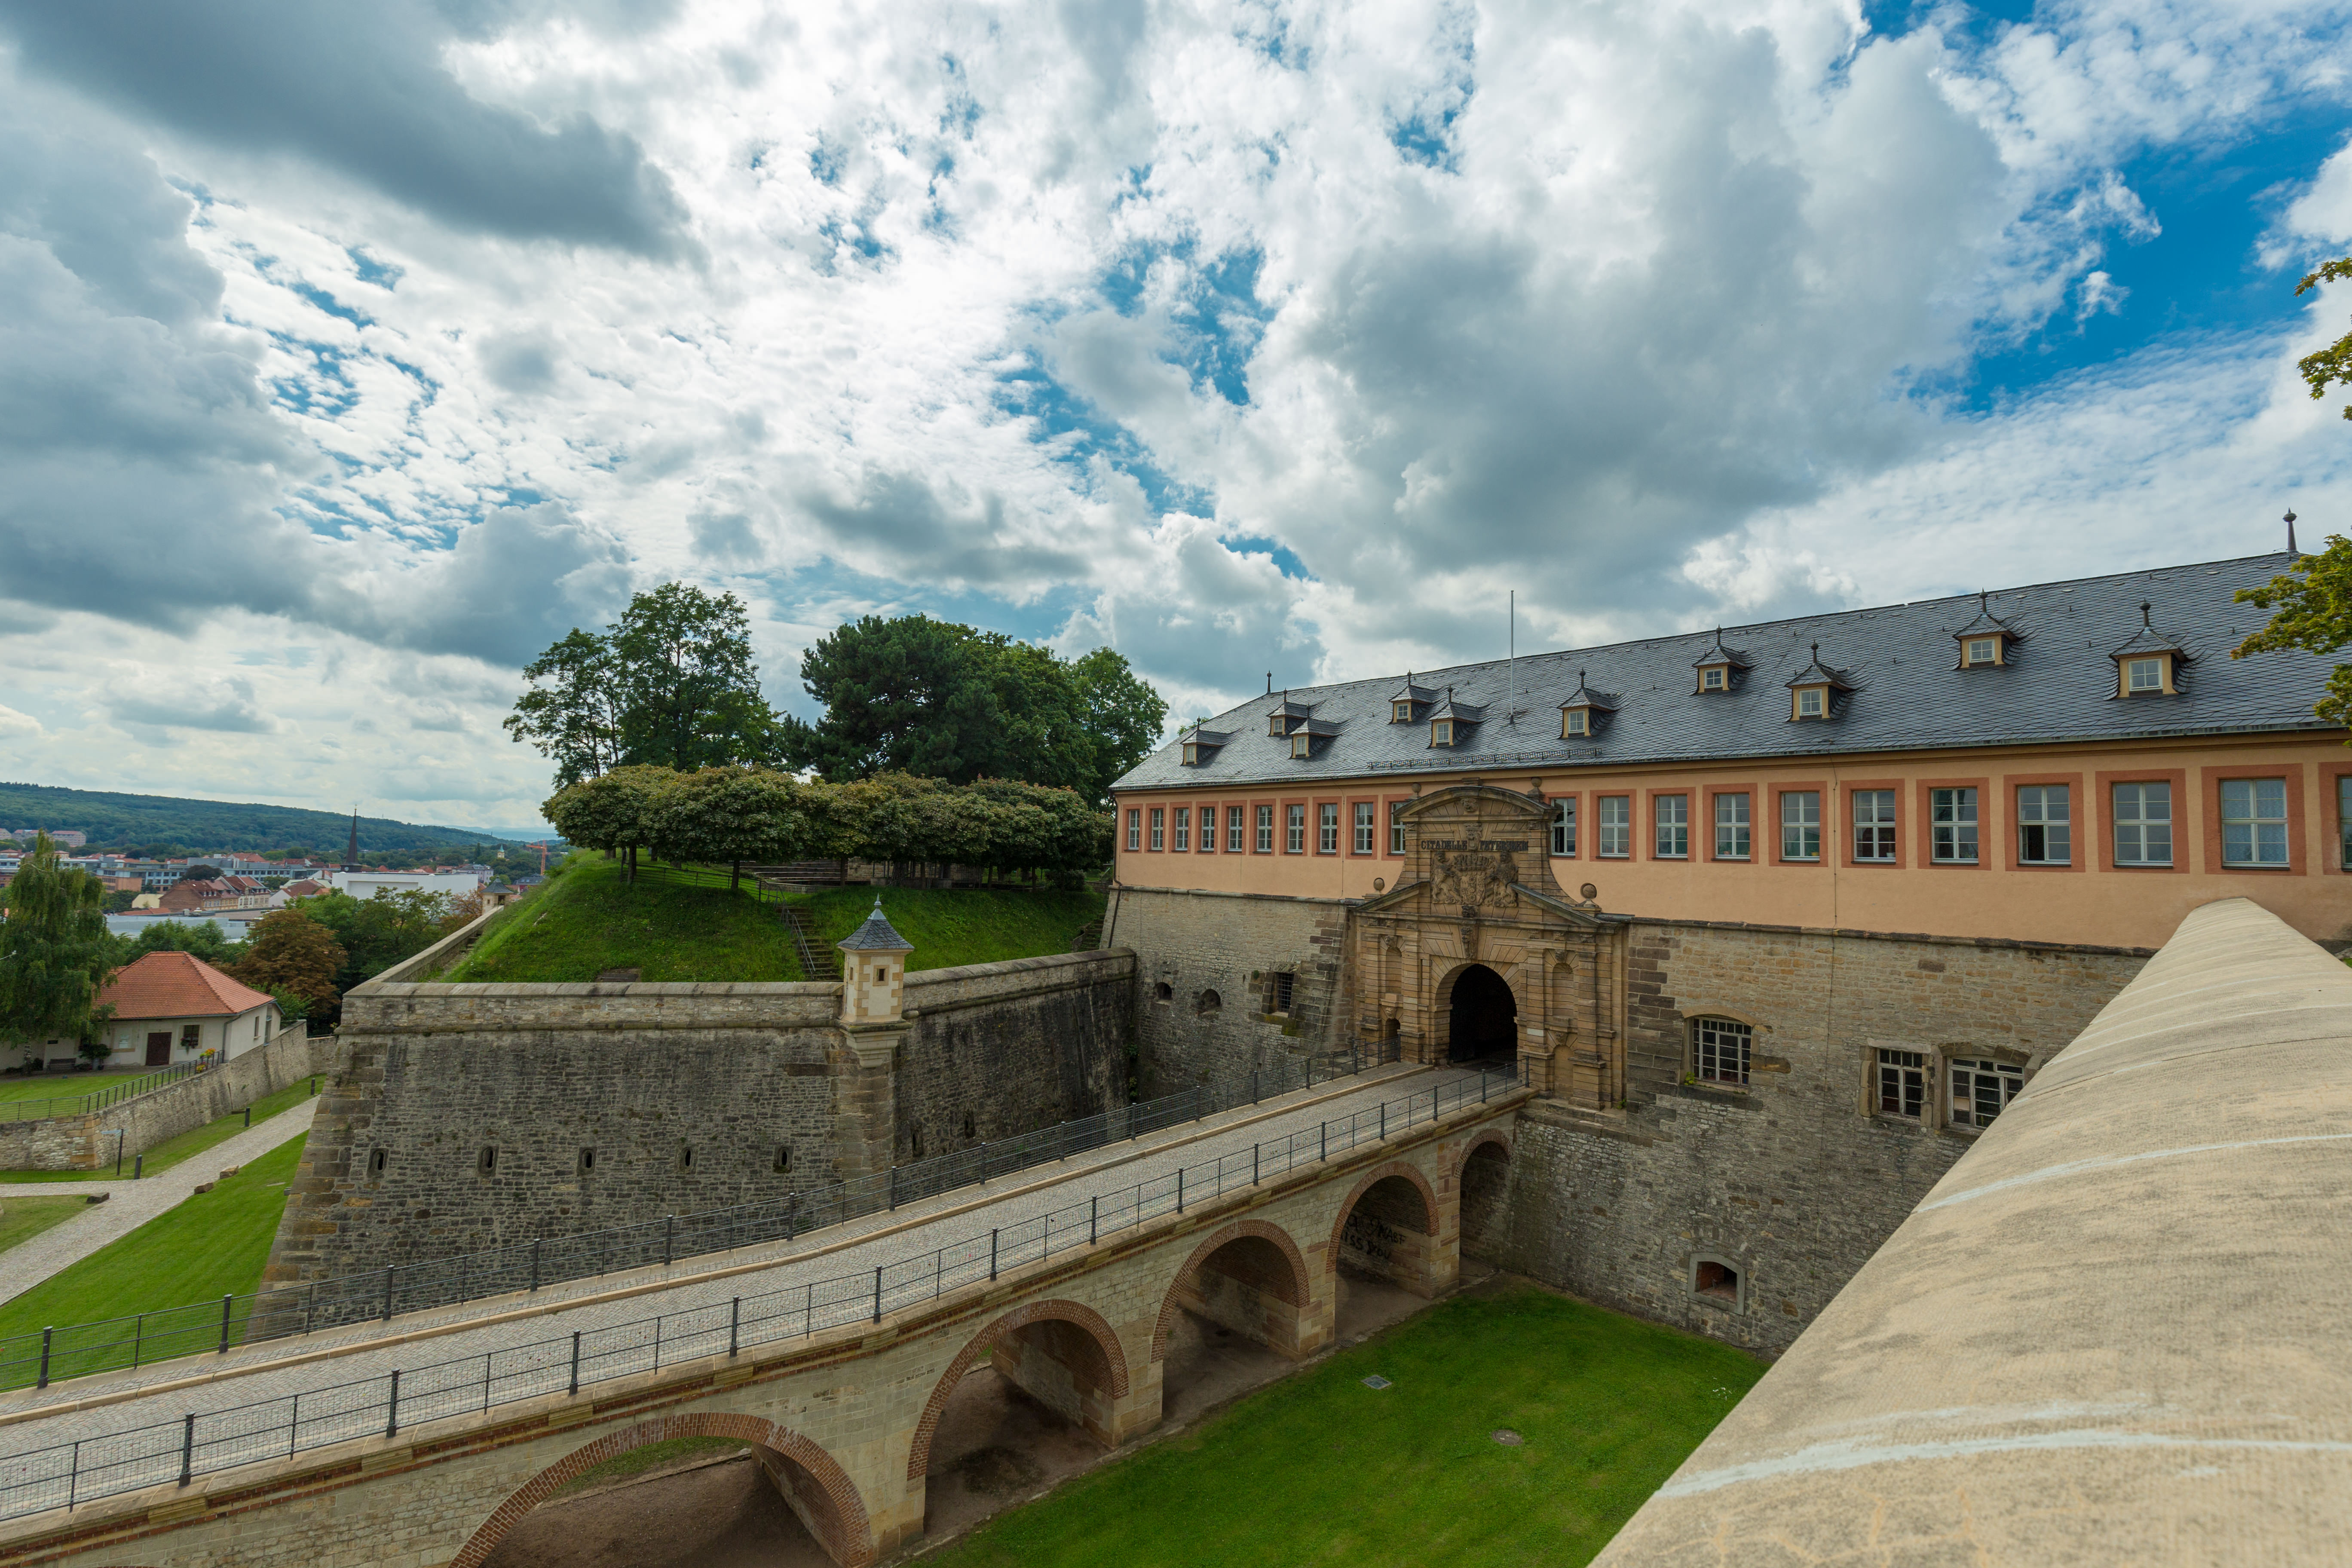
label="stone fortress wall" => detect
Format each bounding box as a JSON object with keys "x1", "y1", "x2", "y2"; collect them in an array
[
  {"x1": 0, "y1": 1022, "x2": 336, "y2": 1172},
  {"x1": 268, "y1": 919, "x2": 1134, "y2": 1286}
]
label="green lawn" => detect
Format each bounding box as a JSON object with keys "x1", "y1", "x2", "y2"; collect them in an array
[
  {"x1": 0, "y1": 1132, "x2": 307, "y2": 1349},
  {"x1": 0, "y1": 1070, "x2": 176, "y2": 1109},
  {"x1": 922, "y1": 1288, "x2": 1762, "y2": 1568},
  {"x1": 444, "y1": 854, "x2": 1105, "y2": 983},
  {"x1": 0, "y1": 1077, "x2": 322, "y2": 1184},
  {"x1": 0, "y1": 1196, "x2": 92, "y2": 1256}
]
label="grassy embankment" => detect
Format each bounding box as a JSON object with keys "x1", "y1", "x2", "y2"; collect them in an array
[
  {"x1": 445, "y1": 854, "x2": 1103, "y2": 983},
  {"x1": 0, "y1": 1077, "x2": 321, "y2": 1185},
  {"x1": 0, "y1": 1197, "x2": 91, "y2": 1256},
  {"x1": 0, "y1": 1131, "x2": 308, "y2": 1344},
  {"x1": 924, "y1": 1287, "x2": 1763, "y2": 1568}
]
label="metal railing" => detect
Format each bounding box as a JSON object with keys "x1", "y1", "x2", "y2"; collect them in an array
[
  {"x1": 0, "y1": 1058, "x2": 1516, "y2": 1523},
  {"x1": 0, "y1": 1047, "x2": 1399, "y2": 1394},
  {"x1": 0, "y1": 1061, "x2": 212, "y2": 1124}
]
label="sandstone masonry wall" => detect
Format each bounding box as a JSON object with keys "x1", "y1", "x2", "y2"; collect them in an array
[
  {"x1": 0, "y1": 1024, "x2": 335, "y2": 1171},
  {"x1": 1110, "y1": 885, "x2": 1353, "y2": 1099}
]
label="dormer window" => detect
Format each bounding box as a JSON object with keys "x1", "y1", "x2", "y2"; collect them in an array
[
  {"x1": 1691, "y1": 631, "x2": 1752, "y2": 695},
  {"x1": 2126, "y1": 657, "x2": 2164, "y2": 693},
  {"x1": 1392, "y1": 701, "x2": 1413, "y2": 722},
  {"x1": 1700, "y1": 665, "x2": 1727, "y2": 691},
  {"x1": 1268, "y1": 714, "x2": 1288, "y2": 737},
  {"x1": 1431, "y1": 718, "x2": 1455, "y2": 747},
  {"x1": 1786, "y1": 643, "x2": 1853, "y2": 722},
  {"x1": 2109, "y1": 604, "x2": 2188, "y2": 698},
  {"x1": 1291, "y1": 731, "x2": 1313, "y2": 758},
  {"x1": 1178, "y1": 725, "x2": 1231, "y2": 766},
  {"x1": 1795, "y1": 686, "x2": 1825, "y2": 718},
  {"x1": 1386, "y1": 673, "x2": 1438, "y2": 724},
  {"x1": 1952, "y1": 593, "x2": 2020, "y2": 669},
  {"x1": 1286, "y1": 717, "x2": 1340, "y2": 757},
  {"x1": 1265, "y1": 695, "x2": 1316, "y2": 737},
  {"x1": 1965, "y1": 637, "x2": 1998, "y2": 667},
  {"x1": 1556, "y1": 670, "x2": 1617, "y2": 740},
  {"x1": 1425, "y1": 686, "x2": 1483, "y2": 749},
  {"x1": 1563, "y1": 708, "x2": 1590, "y2": 736}
]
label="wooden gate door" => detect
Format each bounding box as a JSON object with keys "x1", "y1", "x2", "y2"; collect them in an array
[{"x1": 144, "y1": 1032, "x2": 172, "y2": 1066}]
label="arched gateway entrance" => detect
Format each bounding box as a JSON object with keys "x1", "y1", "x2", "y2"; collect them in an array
[{"x1": 1446, "y1": 965, "x2": 1516, "y2": 1063}]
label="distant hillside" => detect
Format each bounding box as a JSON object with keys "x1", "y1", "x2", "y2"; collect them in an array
[{"x1": 0, "y1": 782, "x2": 534, "y2": 854}]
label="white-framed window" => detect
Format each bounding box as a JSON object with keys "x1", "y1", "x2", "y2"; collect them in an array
[
  {"x1": 1795, "y1": 686, "x2": 1825, "y2": 718},
  {"x1": 1655, "y1": 795, "x2": 1689, "y2": 858},
  {"x1": 2113, "y1": 781, "x2": 2172, "y2": 866},
  {"x1": 1877, "y1": 1048, "x2": 1924, "y2": 1118},
  {"x1": 1389, "y1": 801, "x2": 1406, "y2": 856},
  {"x1": 2341, "y1": 776, "x2": 2351, "y2": 870},
  {"x1": 1853, "y1": 790, "x2": 1896, "y2": 861},
  {"x1": 1714, "y1": 793, "x2": 1750, "y2": 860},
  {"x1": 1693, "y1": 1016, "x2": 1751, "y2": 1086},
  {"x1": 2221, "y1": 777, "x2": 2289, "y2": 867},
  {"x1": 1562, "y1": 707, "x2": 1590, "y2": 737},
  {"x1": 1318, "y1": 802, "x2": 1340, "y2": 854},
  {"x1": 1780, "y1": 790, "x2": 1820, "y2": 861},
  {"x1": 1172, "y1": 807, "x2": 1190, "y2": 851},
  {"x1": 1353, "y1": 801, "x2": 1375, "y2": 854},
  {"x1": 1598, "y1": 796, "x2": 1630, "y2": 858},
  {"x1": 2017, "y1": 785, "x2": 2069, "y2": 865},
  {"x1": 1285, "y1": 803, "x2": 1306, "y2": 854},
  {"x1": 1392, "y1": 700, "x2": 1413, "y2": 722},
  {"x1": 1125, "y1": 809, "x2": 1140, "y2": 851},
  {"x1": 1181, "y1": 741, "x2": 1202, "y2": 765},
  {"x1": 1930, "y1": 787, "x2": 1978, "y2": 863},
  {"x1": 1290, "y1": 732, "x2": 1311, "y2": 759},
  {"x1": 1228, "y1": 806, "x2": 1246, "y2": 854},
  {"x1": 1550, "y1": 798, "x2": 1577, "y2": 857},
  {"x1": 1950, "y1": 1058, "x2": 2023, "y2": 1129},
  {"x1": 1965, "y1": 637, "x2": 1997, "y2": 666},
  {"x1": 1431, "y1": 718, "x2": 1455, "y2": 747},
  {"x1": 1700, "y1": 665, "x2": 1725, "y2": 691},
  {"x1": 1256, "y1": 804, "x2": 1275, "y2": 854},
  {"x1": 1149, "y1": 808, "x2": 1164, "y2": 851},
  {"x1": 2126, "y1": 656, "x2": 2164, "y2": 693},
  {"x1": 1197, "y1": 806, "x2": 1215, "y2": 853}
]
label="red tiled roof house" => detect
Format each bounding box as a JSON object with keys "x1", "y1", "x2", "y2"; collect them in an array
[{"x1": 18, "y1": 952, "x2": 282, "y2": 1071}]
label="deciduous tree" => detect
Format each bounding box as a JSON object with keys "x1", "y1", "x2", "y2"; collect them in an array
[
  {"x1": 2235, "y1": 531, "x2": 2352, "y2": 737},
  {"x1": 231, "y1": 907, "x2": 346, "y2": 1011},
  {"x1": 0, "y1": 833, "x2": 116, "y2": 1057}
]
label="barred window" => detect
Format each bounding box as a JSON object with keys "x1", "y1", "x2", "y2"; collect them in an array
[
  {"x1": 1353, "y1": 801, "x2": 1376, "y2": 854},
  {"x1": 1319, "y1": 802, "x2": 1340, "y2": 854},
  {"x1": 1390, "y1": 800, "x2": 1406, "y2": 855},
  {"x1": 1655, "y1": 794, "x2": 1690, "y2": 858},
  {"x1": 2221, "y1": 778, "x2": 2288, "y2": 867},
  {"x1": 1714, "y1": 793, "x2": 1750, "y2": 860},
  {"x1": 1950, "y1": 1058, "x2": 2023, "y2": 1129},
  {"x1": 1271, "y1": 971, "x2": 1295, "y2": 1014},
  {"x1": 1550, "y1": 798, "x2": 1577, "y2": 857},
  {"x1": 2017, "y1": 785, "x2": 2069, "y2": 865},
  {"x1": 1598, "y1": 796, "x2": 1630, "y2": 858},
  {"x1": 1125, "y1": 809, "x2": 1140, "y2": 851},
  {"x1": 1853, "y1": 790, "x2": 1896, "y2": 861},
  {"x1": 1780, "y1": 790, "x2": 1820, "y2": 861},
  {"x1": 1149, "y1": 808, "x2": 1164, "y2": 851},
  {"x1": 1693, "y1": 1017, "x2": 1751, "y2": 1086},
  {"x1": 1257, "y1": 804, "x2": 1275, "y2": 853},
  {"x1": 1172, "y1": 807, "x2": 1190, "y2": 852},
  {"x1": 1228, "y1": 806, "x2": 1247, "y2": 854},
  {"x1": 2113, "y1": 782, "x2": 2171, "y2": 866},
  {"x1": 1877, "y1": 1048, "x2": 1924, "y2": 1118},
  {"x1": 1930, "y1": 787, "x2": 1978, "y2": 863},
  {"x1": 1286, "y1": 803, "x2": 1306, "y2": 853}
]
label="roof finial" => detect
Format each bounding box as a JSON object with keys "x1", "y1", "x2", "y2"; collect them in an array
[
  {"x1": 2287, "y1": 508, "x2": 2299, "y2": 555},
  {"x1": 2141, "y1": 601, "x2": 2152, "y2": 628},
  {"x1": 1810, "y1": 641, "x2": 1819, "y2": 658},
  {"x1": 1266, "y1": 671, "x2": 1273, "y2": 693}
]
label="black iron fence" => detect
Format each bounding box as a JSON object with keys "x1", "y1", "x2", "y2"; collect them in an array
[
  {"x1": 0, "y1": 1061, "x2": 213, "y2": 1124},
  {"x1": 0, "y1": 1046, "x2": 1400, "y2": 1394},
  {"x1": 0, "y1": 1059, "x2": 1516, "y2": 1524}
]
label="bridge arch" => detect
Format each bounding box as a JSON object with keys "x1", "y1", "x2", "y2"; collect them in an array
[
  {"x1": 452, "y1": 1413, "x2": 873, "y2": 1568},
  {"x1": 906, "y1": 1298, "x2": 1131, "y2": 1482},
  {"x1": 1456, "y1": 1131, "x2": 1514, "y2": 1261},
  {"x1": 1325, "y1": 1160, "x2": 1442, "y2": 1295},
  {"x1": 1151, "y1": 1218, "x2": 1314, "y2": 1362}
]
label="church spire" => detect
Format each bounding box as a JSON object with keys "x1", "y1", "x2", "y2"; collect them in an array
[{"x1": 344, "y1": 807, "x2": 360, "y2": 873}]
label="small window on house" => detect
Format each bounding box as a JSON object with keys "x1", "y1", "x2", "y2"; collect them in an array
[
  {"x1": 2017, "y1": 785, "x2": 2070, "y2": 864},
  {"x1": 1795, "y1": 686, "x2": 1825, "y2": 718},
  {"x1": 773, "y1": 1144, "x2": 791, "y2": 1174},
  {"x1": 1654, "y1": 795, "x2": 1689, "y2": 858},
  {"x1": 1930, "y1": 787, "x2": 1978, "y2": 863},
  {"x1": 1124, "y1": 809, "x2": 1139, "y2": 851},
  {"x1": 181, "y1": 1023, "x2": 202, "y2": 1052},
  {"x1": 370, "y1": 1147, "x2": 389, "y2": 1175},
  {"x1": 1692, "y1": 1016, "x2": 1751, "y2": 1086},
  {"x1": 1950, "y1": 1058, "x2": 2024, "y2": 1129},
  {"x1": 1563, "y1": 707, "x2": 1590, "y2": 737},
  {"x1": 1877, "y1": 1048, "x2": 1925, "y2": 1118},
  {"x1": 578, "y1": 1148, "x2": 596, "y2": 1175},
  {"x1": 1393, "y1": 700, "x2": 1413, "y2": 722},
  {"x1": 1197, "y1": 989, "x2": 1222, "y2": 1014},
  {"x1": 1701, "y1": 666, "x2": 1725, "y2": 691},
  {"x1": 1257, "y1": 804, "x2": 1275, "y2": 852},
  {"x1": 1197, "y1": 806, "x2": 1216, "y2": 853},
  {"x1": 2221, "y1": 778, "x2": 2289, "y2": 867},
  {"x1": 1389, "y1": 801, "x2": 1406, "y2": 855},
  {"x1": 1268, "y1": 714, "x2": 1287, "y2": 738},
  {"x1": 1290, "y1": 732, "x2": 1311, "y2": 759},
  {"x1": 1286, "y1": 804, "x2": 1307, "y2": 853},
  {"x1": 1780, "y1": 790, "x2": 1820, "y2": 861},
  {"x1": 1597, "y1": 795, "x2": 1630, "y2": 858},
  {"x1": 1853, "y1": 790, "x2": 1897, "y2": 861},
  {"x1": 1172, "y1": 807, "x2": 1190, "y2": 851},
  {"x1": 2340, "y1": 776, "x2": 2352, "y2": 870},
  {"x1": 1228, "y1": 805, "x2": 1246, "y2": 852},
  {"x1": 1271, "y1": 971, "x2": 1295, "y2": 1014},
  {"x1": 1965, "y1": 637, "x2": 1998, "y2": 666},
  {"x1": 1714, "y1": 793, "x2": 1750, "y2": 859},
  {"x1": 1154, "y1": 981, "x2": 1173, "y2": 1004},
  {"x1": 1181, "y1": 741, "x2": 1201, "y2": 765},
  {"x1": 2113, "y1": 782, "x2": 2173, "y2": 865},
  {"x1": 1353, "y1": 801, "x2": 1375, "y2": 854},
  {"x1": 1431, "y1": 718, "x2": 1455, "y2": 747},
  {"x1": 1694, "y1": 1259, "x2": 1740, "y2": 1303},
  {"x1": 1149, "y1": 808, "x2": 1164, "y2": 850},
  {"x1": 1319, "y1": 802, "x2": 1340, "y2": 853},
  {"x1": 478, "y1": 1146, "x2": 497, "y2": 1177},
  {"x1": 2125, "y1": 656, "x2": 2165, "y2": 693},
  {"x1": 1550, "y1": 799, "x2": 1577, "y2": 857}
]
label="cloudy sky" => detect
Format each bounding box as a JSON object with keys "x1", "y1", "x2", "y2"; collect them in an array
[{"x1": 2, "y1": 0, "x2": 2350, "y2": 835}]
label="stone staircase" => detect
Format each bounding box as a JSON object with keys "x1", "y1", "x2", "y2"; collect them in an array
[{"x1": 779, "y1": 906, "x2": 843, "y2": 981}]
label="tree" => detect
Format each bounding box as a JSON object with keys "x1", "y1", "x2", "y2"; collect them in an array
[
  {"x1": 504, "y1": 628, "x2": 628, "y2": 788},
  {"x1": 231, "y1": 907, "x2": 346, "y2": 1011},
  {"x1": 181, "y1": 864, "x2": 224, "y2": 882},
  {"x1": 1069, "y1": 646, "x2": 1168, "y2": 802},
  {"x1": 2294, "y1": 257, "x2": 2352, "y2": 422},
  {"x1": 119, "y1": 918, "x2": 241, "y2": 965},
  {"x1": 2234, "y1": 532, "x2": 2352, "y2": 736},
  {"x1": 300, "y1": 888, "x2": 452, "y2": 1013},
  {"x1": 0, "y1": 833, "x2": 116, "y2": 1056}
]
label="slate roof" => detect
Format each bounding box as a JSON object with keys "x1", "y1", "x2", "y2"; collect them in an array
[
  {"x1": 837, "y1": 897, "x2": 913, "y2": 952},
  {"x1": 99, "y1": 951, "x2": 273, "y2": 1020},
  {"x1": 1113, "y1": 552, "x2": 2331, "y2": 792}
]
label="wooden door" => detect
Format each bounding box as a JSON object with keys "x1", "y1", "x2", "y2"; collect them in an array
[{"x1": 145, "y1": 1032, "x2": 172, "y2": 1066}]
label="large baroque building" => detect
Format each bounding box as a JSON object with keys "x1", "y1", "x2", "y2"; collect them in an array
[{"x1": 1106, "y1": 551, "x2": 2347, "y2": 1351}]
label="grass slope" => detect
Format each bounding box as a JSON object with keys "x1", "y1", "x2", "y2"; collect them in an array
[
  {"x1": 0, "y1": 1196, "x2": 90, "y2": 1257},
  {"x1": 445, "y1": 856, "x2": 1106, "y2": 983},
  {"x1": 0, "y1": 780, "x2": 522, "y2": 854},
  {"x1": 0, "y1": 1132, "x2": 307, "y2": 1341},
  {"x1": 924, "y1": 1288, "x2": 1763, "y2": 1568},
  {"x1": 0, "y1": 1078, "x2": 321, "y2": 1184}
]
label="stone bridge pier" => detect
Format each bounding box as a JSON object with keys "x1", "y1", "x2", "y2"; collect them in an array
[{"x1": 7, "y1": 1092, "x2": 1522, "y2": 1568}]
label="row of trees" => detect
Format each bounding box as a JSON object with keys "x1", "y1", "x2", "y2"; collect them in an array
[
  {"x1": 541, "y1": 769, "x2": 1112, "y2": 884},
  {"x1": 505, "y1": 585, "x2": 1168, "y2": 804}
]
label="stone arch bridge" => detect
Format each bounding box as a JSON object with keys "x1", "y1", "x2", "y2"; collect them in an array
[{"x1": 0, "y1": 1072, "x2": 1524, "y2": 1568}]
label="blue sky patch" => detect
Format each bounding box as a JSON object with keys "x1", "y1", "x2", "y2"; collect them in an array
[{"x1": 1221, "y1": 532, "x2": 1313, "y2": 580}]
